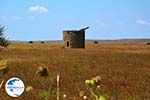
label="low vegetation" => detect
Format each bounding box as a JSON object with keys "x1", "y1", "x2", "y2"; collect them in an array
[
  {"x1": 85, "y1": 76, "x2": 107, "y2": 100},
  {"x1": 29, "y1": 41, "x2": 33, "y2": 44},
  {"x1": 146, "y1": 42, "x2": 150, "y2": 45},
  {"x1": 41, "y1": 41, "x2": 45, "y2": 44},
  {"x1": 38, "y1": 87, "x2": 57, "y2": 100},
  {"x1": 0, "y1": 25, "x2": 9, "y2": 47},
  {"x1": 0, "y1": 43, "x2": 150, "y2": 100},
  {"x1": 36, "y1": 65, "x2": 49, "y2": 77},
  {"x1": 0, "y1": 60, "x2": 9, "y2": 75},
  {"x1": 93, "y1": 41, "x2": 99, "y2": 44}
]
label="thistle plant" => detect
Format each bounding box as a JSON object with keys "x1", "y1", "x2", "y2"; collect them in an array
[{"x1": 85, "y1": 76, "x2": 107, "y2": 100}]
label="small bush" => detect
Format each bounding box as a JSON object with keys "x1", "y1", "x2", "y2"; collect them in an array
[
  {"x1": 41, "y1": 41, "x2": 45, "y2": 44},
  {"x1": 0, "y1": 25, "x2": 9, "y2": 47},
  {"x1": 29, "y1": 41, "x2": 33, "y2": 44},
  {"x1": 93, "y1": 41, "x2": 99, "y2": 44},
  {"x1": 36, "y1": 65, "x2": 49, "y2": 77},
  {"x1": 146, "y1": 42, "x2": 150, "y2": 45},
  {"x1": 0, "y1": 38, "x2": 9, "y2": 47},
  {"x1": 38, "y1": 88, "x2": 57, "y2": 100},
  {"x1": 85, "y1": 76, "x2": 107, "y2": 100}
]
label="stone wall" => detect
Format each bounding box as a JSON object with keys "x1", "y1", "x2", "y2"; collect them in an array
[{"x1": 63, "y1": 30, "x2": 85, "y2": 48}]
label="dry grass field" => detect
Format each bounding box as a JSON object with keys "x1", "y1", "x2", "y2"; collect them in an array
[{"x1": 0, "y1": 40, "x2": 150, "y2": 100}]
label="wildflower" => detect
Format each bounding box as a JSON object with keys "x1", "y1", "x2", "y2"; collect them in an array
[
  {"x1": 97, "y1": 85, "x2": 100, "y2": 89},
  {"x1": 83, "y1": 95, "x2": 87, "y2": 99},
  {"x1": 98, "y1": 96, "x2": 106, "y2": 100},
  {"x1": 79, "y1": 91, "x2": 85, "y2": 97},
  {"x1": 63, "y1": 94, "x2": 67, "y2": 98},
  {"x1": 26, "y1": 86, "x2": 33, "y2": 92}
]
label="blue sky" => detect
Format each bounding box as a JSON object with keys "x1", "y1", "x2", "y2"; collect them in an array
[{"x1": 0, "y1": 0, "x2": 150, "y2": 40}]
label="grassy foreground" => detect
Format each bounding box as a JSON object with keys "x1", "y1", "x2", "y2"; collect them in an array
[{"x1": 0, "y1": 42, "x2": 150, "y2": 100}]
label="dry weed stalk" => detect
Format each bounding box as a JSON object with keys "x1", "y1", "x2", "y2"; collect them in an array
[
  {"x1": 0, "y1": 79, "x2": 4, "y2": 89},
  {"x1": 57, "y1": 75, "x2": 60, "y2": 100}
]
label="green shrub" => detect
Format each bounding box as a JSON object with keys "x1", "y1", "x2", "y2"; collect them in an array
[
  {"x1": 41, "y1": 41, "x2": 45, "y2": 44},
  {"x1": 146, "y1": 42, "x2": 150, "y2": 45},
  {"x1": 85, "y1": 76, "x2": 107, "y2": 100},
  {"x1": 29, "y1": 41, "x2": 33, "y2": 43},
  {"x1": 38, "y1": 88, "x2": 57, "y2": 100},
  {"x1": 0, "y1": 25, "x2": 9, "y2": 47},
  {"x1": 93, "y1": 41, "x2": 99, "y2": 44}
]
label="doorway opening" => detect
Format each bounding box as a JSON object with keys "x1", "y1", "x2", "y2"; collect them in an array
[{"x1": 66, "y1": 41, "x2": 70, "y2": 47}]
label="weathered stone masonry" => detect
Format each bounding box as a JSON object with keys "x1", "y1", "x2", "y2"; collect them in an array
[{"x1": 63, "y1": 27, "x2": 89, "y2": 48}]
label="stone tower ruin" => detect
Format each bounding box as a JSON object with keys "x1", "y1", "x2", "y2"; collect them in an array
[{"x1": 63, "y1": 27, "x2": 89, "y2": 48}]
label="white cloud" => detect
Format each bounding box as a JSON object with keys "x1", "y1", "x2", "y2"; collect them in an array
[
  {"x1": 29, "y1": 5, "x2": 48, "y2": 13},
  {"x1": 136, "y1": 19, "x2": 150, "y2": 25}
]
